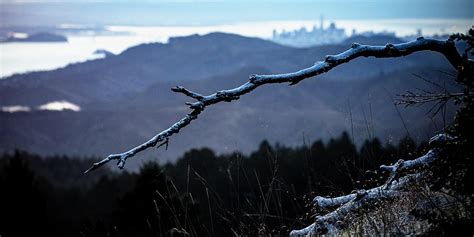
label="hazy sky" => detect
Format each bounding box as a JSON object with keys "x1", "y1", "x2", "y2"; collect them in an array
[{"x1": 1, "y1": 0, "x2": 473, "y2": 26}]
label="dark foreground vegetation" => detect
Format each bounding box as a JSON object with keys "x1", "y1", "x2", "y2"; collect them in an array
[{"x1": 0, "y1": 132, "x2": 437, "y2": 237}]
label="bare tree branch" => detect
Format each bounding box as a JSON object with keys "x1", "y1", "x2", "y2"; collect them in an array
[
  {"x1": 171, "y1": 86, "x2": 205, "y2": 101},
  {"x1": 290, "y1": 133, "x2": 454, "y2": 236},
  {"x1": 85, "y1": 37, "x2": 463, "y2": 173},
  {"x1": 313, "y1": 148, "x2": 440, "y2": 210},
  {"x1": 396, "y1": 90, "x2": 466, "y2": 108},
  {"x1": 291, "y1": 173, "x2": 422, "y2": 236}
]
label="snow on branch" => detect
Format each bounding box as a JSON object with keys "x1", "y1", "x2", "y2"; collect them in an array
[
  {"x1": 312, "y1": 150, "x2": 438, "y2": 210},
  {"x1": 290, "y1": 134, "x2": 454, "y2": 236},
  {"x1": 85, "y1": 38, "x2": 463, "y2": 173},
  {"x1": 291, "y1": 173, "x2": 423, "y2": 236}
]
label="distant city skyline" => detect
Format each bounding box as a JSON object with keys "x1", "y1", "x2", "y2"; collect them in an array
[{"x1": 272, "y1": 18, "x2": 348, "y2": 47}]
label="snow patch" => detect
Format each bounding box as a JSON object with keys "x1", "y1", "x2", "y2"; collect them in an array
[
  {"x1": 38, "y1": 101, "x2": 81, "y2": 112},
  {"x1": 1, "y1": 105, "x2": 31, "y2": 113}
]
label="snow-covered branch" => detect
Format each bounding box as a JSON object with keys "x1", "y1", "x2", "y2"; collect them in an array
[
  {"x1": 85, "y1": 38, "x2": 463, "y2": 173},
  {"x1": 290, "y1": 134, "x2": 454, "y2": 236},
  {"x1": 84, "y1": 110, "x2": 201, "y2": 173},
  {"x1": 312, "y1": 149, "x2": 439, "y2": 210},
  {"x1": 292, "y1": 173, "x2": 422, "y2": 236}
]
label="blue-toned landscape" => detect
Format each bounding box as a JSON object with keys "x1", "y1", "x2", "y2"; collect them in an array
[{"x1": 0, "y1": 1, "x2": 472, "y2": 236}]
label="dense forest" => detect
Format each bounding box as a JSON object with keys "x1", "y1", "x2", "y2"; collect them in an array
[{"x1": 0, "y1": 132, "x2": 432, "y2": 236}]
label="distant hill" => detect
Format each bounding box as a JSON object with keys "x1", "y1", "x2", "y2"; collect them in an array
[
  {"x1": 0, "y1": 32, "x2": 449, "y2": 106},
  {"x1": 0, "y1": 32, "x2": 459, "y2": 169},
  {"x1": 343, "y1": 34, "x2": 404, "y2": 45},
  {"x1": 93, "y1": 49, "x2": 115, "y2": 58},
  {"x1": 1, "y1": 32, "x2": 67, "y2": 43}
]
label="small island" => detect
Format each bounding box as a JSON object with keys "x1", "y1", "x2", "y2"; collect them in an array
[
  {"x1": 1, "y1": 32, "x2": 68, "y2": 43},
  {"x1": 93, "y1": 49, "x2": 115, "y2": 58}
]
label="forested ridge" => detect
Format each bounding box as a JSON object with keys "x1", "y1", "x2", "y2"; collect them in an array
[{"x1": 0, "y1": 132, "x2": 438, "y2": 236}]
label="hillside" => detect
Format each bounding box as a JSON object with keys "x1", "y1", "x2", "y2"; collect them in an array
[{"x1": 0, "y1": 33, "x2": 459, "y2": 169}]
